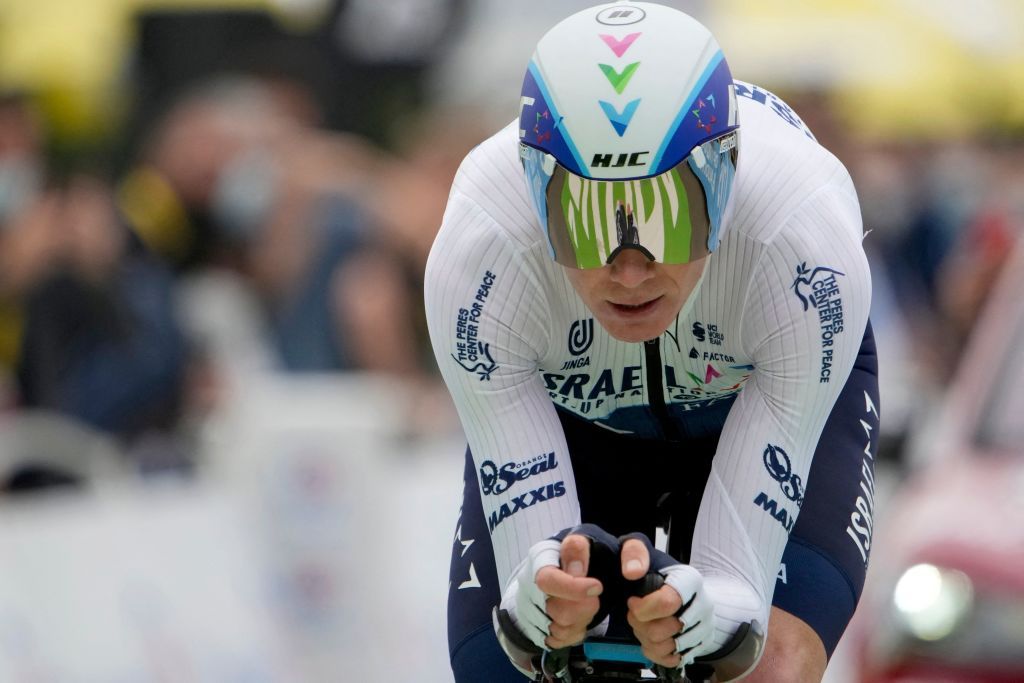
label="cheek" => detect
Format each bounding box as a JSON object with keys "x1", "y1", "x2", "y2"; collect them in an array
[{"x1": 565, "y1": 271, "x2": 602, "y2": 301}]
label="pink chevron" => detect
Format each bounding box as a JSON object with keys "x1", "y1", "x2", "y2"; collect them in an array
[
  {"x1": 600, "y1": 33, "x2": 641, "y2": 58},
  {"x1": 704, "y1": 364, "x2": 722, "y2": 384}
]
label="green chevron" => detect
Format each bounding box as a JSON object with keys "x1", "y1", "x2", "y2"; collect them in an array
[{"x1": 598, "y1": 62, "x2": 641, "y2": 94}]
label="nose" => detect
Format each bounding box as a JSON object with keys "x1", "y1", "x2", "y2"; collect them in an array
[{"x1": 608, "y1": 249, "x2": 655, "y2": 288}]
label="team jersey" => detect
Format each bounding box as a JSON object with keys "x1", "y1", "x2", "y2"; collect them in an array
[{"x1": 425, "y1": 82, "x2": 871, "y2": 650}]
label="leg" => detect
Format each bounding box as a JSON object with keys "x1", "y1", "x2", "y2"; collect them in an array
[
  {"x1": 766, "y1": 321, "x2": 880, "y2": 676},
  {"x1": 448, "y1": 447, "x2": 524, "y2": 682}
]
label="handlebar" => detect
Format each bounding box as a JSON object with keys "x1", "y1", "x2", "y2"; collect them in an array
[
  {"x1": 543, "y1": 618, "x2": 761, "y2": 682},
  {"x1": 538, "y1": 570, "x2": 761, "y2": 682},
  {"x1": 541, "y1": 573, "x2": 697, "y2": 682}
]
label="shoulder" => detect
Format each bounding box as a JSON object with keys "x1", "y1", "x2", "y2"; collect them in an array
[
  {"x1": 728, "y1": 81, "x2": 861, "y2": 248},
  {"x1": 425, "y1": 122, "x2": 561, "y2": 357},
  {"x1": 443, "y1": 121, "x2": 547, "y2": 252},
  {"x1": 426, "y1": 120, "x2": 554, "y2": 298}
]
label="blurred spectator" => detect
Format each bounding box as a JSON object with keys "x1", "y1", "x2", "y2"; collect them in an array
[
  {"x1": 365, "y1": 106, "x2": 494, "y2": 370},
  {"x1": 15, "y1": 175, "x2": 187, "y2": 443},
  {"x1": 0, "y1": 92, "x2": 189, "y2": 472},
  {"x1": 317, "y1": 0, "x2": 469, "y2": 142},
  {"x1": 935, "y1": 142, "x2": 1024, "y2": 356},
  {"x1": 121, "y1": 76, "x2": 426, "y2": 380},
  {"x1": 0, "y1": 92, "x2": 47, "y2": 399}
]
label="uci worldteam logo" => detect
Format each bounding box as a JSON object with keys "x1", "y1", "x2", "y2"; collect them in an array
[
  {"x1": 596, "y1": 6, "x2": 646, "y2": 25},
  {"x1": 568, "y1": 319, "x2": 594, "y2": 356},
  {"x1": 763, "y1": 444, "x2": 804, "y2": 507}
]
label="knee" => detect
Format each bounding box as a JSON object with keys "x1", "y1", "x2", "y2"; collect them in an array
[{"x1": 450, "y1": 625, "x2": 525, "y2": 683}]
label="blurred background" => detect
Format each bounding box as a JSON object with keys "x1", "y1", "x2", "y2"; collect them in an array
[{"x1": 0, "y1": 0, "x2": 1021, "y2": 681}]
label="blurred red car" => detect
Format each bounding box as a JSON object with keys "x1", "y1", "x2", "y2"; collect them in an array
[{"x1": 851, "y1": 240, "x2": 1024, "y2": 683}]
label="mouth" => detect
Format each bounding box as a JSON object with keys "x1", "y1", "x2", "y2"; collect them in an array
[{"x1": 608, "y1": 296, "x2": 662, "y2": 315}]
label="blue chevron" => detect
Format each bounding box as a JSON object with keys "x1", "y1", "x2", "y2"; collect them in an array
[{"x1": 599, "y1": 98, "x2": 641, "y2": 137}]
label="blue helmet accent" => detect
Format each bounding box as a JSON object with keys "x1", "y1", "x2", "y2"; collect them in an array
[
  {"x1": 650, "y1": 54, "x2": 737, "y2": 174},
  {"x1": 519, "y1": 62, "x2": 588, "y2": 176}
]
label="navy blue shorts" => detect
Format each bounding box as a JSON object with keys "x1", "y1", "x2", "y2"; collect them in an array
[{"x1": 448, "y1": 322, "x2": 880, "y2": 681}]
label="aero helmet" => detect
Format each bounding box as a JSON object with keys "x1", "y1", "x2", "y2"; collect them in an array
[{"x1": 519, "y1": 1, "x2": 738, "y2": 269}]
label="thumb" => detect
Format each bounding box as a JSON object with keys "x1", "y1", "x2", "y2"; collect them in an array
[
  {"x1": 620, "y1": 538, "x2": 650, "y2": 580},
  {"x1": 560, "y1": 533, "x2": 591, "y2": 578}
]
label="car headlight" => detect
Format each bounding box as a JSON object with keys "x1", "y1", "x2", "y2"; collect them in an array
[
  {"x1": 892, "y1": 563, "x2": 974, "y2": 640},
  {"x1": 873, "y1": 563, "x2": 1024, "y2": 669}
]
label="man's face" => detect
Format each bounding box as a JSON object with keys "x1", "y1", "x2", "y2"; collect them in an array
[{"x1": 564, "y1": 249, "x2": 708, "y2": 343}]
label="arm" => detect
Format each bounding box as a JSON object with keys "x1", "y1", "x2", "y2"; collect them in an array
[
  {"x1": 691, "y1": 186, "x2": 872, "y2": 657},
  {"x1": 425, "y1": 182, "x2": 581, "y2": 591}
]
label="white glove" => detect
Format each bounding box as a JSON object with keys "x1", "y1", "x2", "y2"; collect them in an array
[
  {"x1": 499, "y1": 538, "x2": 561, "y2": 649},
  {"x1": 661, "y1": 564, "x2": 717, "y2": 667}
]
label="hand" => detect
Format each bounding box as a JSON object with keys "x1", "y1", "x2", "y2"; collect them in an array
[
  {"x1": 622, "y1": 536, "x2": 716, "y2": 669},
  {"x1": 499, "y1": 533, "x2": 604, "y2": 652},
  {"x1": 537, "y1": 533, "x2": 604, "y2": 649}
]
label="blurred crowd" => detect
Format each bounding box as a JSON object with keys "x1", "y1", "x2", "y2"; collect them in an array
[
  {"x1": 0, "y1": 0, "x2": 490, "y2": 487},
  {"x1": 0, "y1": 3, "x2": 1022, "y2": 494}
]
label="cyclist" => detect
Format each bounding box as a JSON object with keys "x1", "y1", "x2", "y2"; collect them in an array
[{"x1": 425, "y1": 2, "x2": 879, "y2": 680}]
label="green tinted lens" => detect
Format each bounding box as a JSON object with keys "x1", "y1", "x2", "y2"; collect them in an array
[{"x1": 546, "y1": 163, "x2": 710, "y2": 269}]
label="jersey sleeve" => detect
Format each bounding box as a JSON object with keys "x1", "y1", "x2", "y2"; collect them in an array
[
  {"x1": 425, "y1": 180, "x2": 581, "y2": 590},
  {"x1": 690, "y1": 185, "x2": 872, "y2": 649}
]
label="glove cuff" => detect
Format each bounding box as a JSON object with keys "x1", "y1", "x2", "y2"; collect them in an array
[{"x1": 492, "y1": 607, "x2": 542, "y2": 679}]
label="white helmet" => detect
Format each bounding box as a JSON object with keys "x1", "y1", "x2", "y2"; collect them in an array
[{"x1": 519, "y1": 1, "x2": 738, "y2": 269}]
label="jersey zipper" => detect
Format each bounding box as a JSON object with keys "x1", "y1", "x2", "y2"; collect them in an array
[{"x1": 644, "y1": 338, "x2": 681, "y2": 441}]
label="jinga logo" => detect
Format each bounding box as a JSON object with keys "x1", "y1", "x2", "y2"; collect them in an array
[{"x1": 568, "y1": 319, "x2": 594, "y2": 356}]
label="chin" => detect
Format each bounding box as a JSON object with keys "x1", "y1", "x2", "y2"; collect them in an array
[{"x1": 600, "y1": 319, "x2": 669, "y2": 343}]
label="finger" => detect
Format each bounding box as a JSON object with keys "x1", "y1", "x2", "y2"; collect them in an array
[
  {"x1": 620, "y1": 538, "x2": 650, "y2": 580},
  {"x1": 627, "y1": 611, "x2": 683, "y2": 645},
  {"x1": 560, "y1": 533, "x2": 591, "y2": 577},
  {"x1": 673, "y1": 617, "x2": 714, "y2": 666},
  {"x1": 641, "y1": 639, "x2": 678, "y2": 663},
  {"x1": 646, "y1": 615, "x2": 686, "y2": 643},
  {"x1": 546, "y1": 620, "x2": 588, "y2": 649},
  {"x1": 626, "y1": 586, "x2": 683, "y2": 622},
  {"x1": 546, "y1": 595, "x2": 600, "y2": 627},
  {"x1": 536, "y1": 565, "x2": 602, "y2": 600},
  {"x1": 548, "y1": 618, "x2": 589, "y2": 647},
  {"x1": 644, "y1": 645, "x2": 682, "y2": 669}
]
